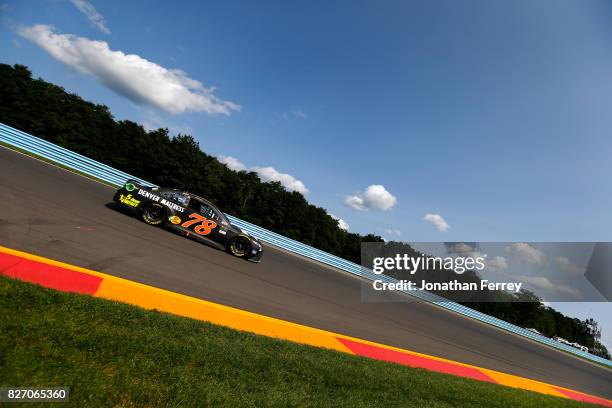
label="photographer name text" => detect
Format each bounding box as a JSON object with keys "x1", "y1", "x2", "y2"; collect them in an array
[{"x1": 373, "y1": 279, "x2": 523, "y2": 293}]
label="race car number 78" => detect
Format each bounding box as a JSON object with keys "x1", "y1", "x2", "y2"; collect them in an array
[{"x1": 181, "y1": 213, "x2": 217, "y2": 235}]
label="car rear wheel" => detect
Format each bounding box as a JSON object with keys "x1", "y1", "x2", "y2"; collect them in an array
[
  {"x1": 141, "y1": 203, "x2": 165, "y2": 225},
  {"x1": 229, "y1": 236, "x2": 251, "y2": 258}
]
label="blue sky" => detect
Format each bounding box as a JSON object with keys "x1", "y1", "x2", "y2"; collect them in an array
[{"x1": 1, "y1": 0, "x2": 611, "y2": 345}]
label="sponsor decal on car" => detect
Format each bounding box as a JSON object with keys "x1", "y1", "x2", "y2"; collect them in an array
[
  {"x1": 160, "y1": 198, "x2": 185, "y2": 213},
  {"x1": 118, "y1": 193, "x2": 141, "y2": 208},
  {"x1": 137, "y1": 189, "x2": 184, "y2": 212},
  {"x1": 168, "y1": 216, "x2": 182, "y2": 225},
  {"x1": 137, "y1": 189, "x2": 161, "y2": 201}
]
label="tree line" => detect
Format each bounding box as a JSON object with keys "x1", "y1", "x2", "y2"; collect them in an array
[{"x1": 0, "y1": 64, "x2": 607, "y2": 358}]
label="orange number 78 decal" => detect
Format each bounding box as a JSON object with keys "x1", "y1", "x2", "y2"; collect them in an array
[{"x1": 181, "y1": 213, "x2": 217, "y2": 235}]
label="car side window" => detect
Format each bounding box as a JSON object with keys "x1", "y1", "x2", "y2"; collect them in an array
[
  {"x1": 188, "y1": 198, "x2": 202, "y2": 211},
  {"x1": 187, "y1": 199, "x2": 217, "y2": 220},
  {"x1": 209, "y1": 208, "x2": 222, "y2": 222},
  {"x1": 199, "y1": 203, "x2": 217, "y2": 220}
]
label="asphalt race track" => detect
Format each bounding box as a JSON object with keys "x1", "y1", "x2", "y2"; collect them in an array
[{"x1": 1, "y1": 146, "x2": 610, "y2": 399}]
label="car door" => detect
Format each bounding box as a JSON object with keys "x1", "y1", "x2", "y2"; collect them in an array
[
  {"x1": 195, "y1": 200, "x2": 227, "y2": 245},
  {"x1": 206, "y1": 204, "x2": 232, "y2": 246},
  {"x1": 181, "y1": 197, "x2": 225, "y2": 248}
]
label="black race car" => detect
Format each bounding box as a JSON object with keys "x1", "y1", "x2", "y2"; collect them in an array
[{"x1": 113, "y1": 180, "x2": 263, "y2": 262}]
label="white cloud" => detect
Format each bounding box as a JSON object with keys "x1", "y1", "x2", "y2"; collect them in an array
[
  {"x1": 486, "y1": 256, "x2": 508, "y2": 272},
  {"x1": 344, "y1": 185, "x2": 396, "y2": 211},
  {"x1": 337, "y1": 219, "x2": 350, "y2": 231},
  {"x1": 329, "y1": 214, "x2": 349, "y2": 231},
  {"x1": 70, "y1": 0, "x2": 110, "y2": 34},
  {"x1": 519, "y1": 276, "x2": 581, "y2": 299},
  {"x1": 344, "y1": 195, "x2": 366, "y2": 211},
  {"x1": 252, "y1": 166, "x2": 309, "y2": 195},
  {"x1": 18, "y1": 25, "x2": 240, "y2": 115},
  {"x1": 558, "y1": 285, "x2": 582, "y2": 298},
  {"x1": 216, "y1": 155, "x2": 308, "y2": 194},
  {"x1": 291, "y1": 110, "x2": 308, "y2": 119},
  {"x1": 446, "y1": 242, "x2": 477, "y2": 255},
  {"x1": 521, "y1": 276, "x2": 554, "y2": 290},
  {"x1": 218, "y1": 156, "x2": 247, "y2": 172},
  {"x1": 364, "y1": 185, "x2": 397, "y2": 210},
  {"x1": 506, "y1": 243, "x2": 546, "y2": 267},
  {"x1": 445, "y1": 243, "x2": 486, "y2": 264},
  {"x1": 553, "y1": 256, "x2": 583, "y2": 276},
  {"x1": 424, "y1": 213, "x2": 450, "y2": 232},
  {"x1": 384, "y1": 228, "x2": 401, "y2": 236}
]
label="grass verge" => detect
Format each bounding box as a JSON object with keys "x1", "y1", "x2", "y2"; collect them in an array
[{"x1": 0, "y1": 276, "x2": 597, "y2": 408}]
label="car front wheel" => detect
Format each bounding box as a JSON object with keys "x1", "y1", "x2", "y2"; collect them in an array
[{"x1": 229, "y1": 236, "x2": 251, "y2": 258}]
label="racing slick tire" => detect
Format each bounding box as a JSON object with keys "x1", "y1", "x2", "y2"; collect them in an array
[
  {"x1": 141, "y1": 203, "x2": 165, "y2": 225},
  {"x1": 229, "y1": 236, "x2": 251, "y2": 258}
]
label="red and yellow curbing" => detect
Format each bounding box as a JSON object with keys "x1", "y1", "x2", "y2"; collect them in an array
[{"x1": 0, "y1": 244, "x2": 610, "y2": 407}]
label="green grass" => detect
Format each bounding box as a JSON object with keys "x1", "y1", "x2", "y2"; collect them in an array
[{"x1": 0, "y1": 276, "x2": 597, "y2": 408}]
